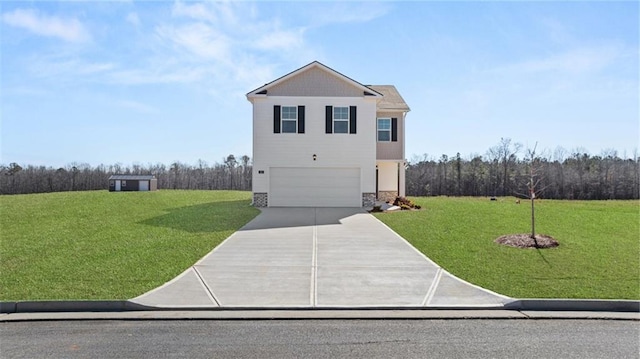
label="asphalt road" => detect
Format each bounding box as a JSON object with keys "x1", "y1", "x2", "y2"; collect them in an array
[{"x1": 2, "y1": 319, "x2": 638, "y2": 358}]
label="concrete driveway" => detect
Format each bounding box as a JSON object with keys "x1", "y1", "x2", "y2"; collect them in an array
[{"x1": 132, "y1": 208, "x2": 512, "y2": 308}]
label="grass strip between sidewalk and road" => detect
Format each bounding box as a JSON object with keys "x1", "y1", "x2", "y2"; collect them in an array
[
  {"x1": 1, "y1": 190, "x2": 258, "y2": 301},
  {"x1": 374, "y1": 197, "x2": 639, "y2": 300}
]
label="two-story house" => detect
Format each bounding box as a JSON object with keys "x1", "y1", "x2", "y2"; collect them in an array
[{"x1": 247, "y1": 61, "x2": 410, "y2": 207}]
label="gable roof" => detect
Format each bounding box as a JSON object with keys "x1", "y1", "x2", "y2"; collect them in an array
[
  {"x1": 246, "y1": 61, "x2": 383, "y2": 99},
  {"x1": 368, "y1": 85, "x2": 411, "y2": 112}
]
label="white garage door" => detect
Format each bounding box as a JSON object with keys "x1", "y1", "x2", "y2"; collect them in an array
[
  {"x1": 139, "y1": 180, "x2": 149, "y2": 191},
  {"x1": 270, "y1": 167, "x2": 361, "y2": 207}
]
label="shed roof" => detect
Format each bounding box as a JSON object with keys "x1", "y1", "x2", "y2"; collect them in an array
[
  {"x1": 368, "y1": 85, "x2": 410, "y2": 112},
  {"x1": 109, "y1": 175, "x2": 156, "y2": 180}
]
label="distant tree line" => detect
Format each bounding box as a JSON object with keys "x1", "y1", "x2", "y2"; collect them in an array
[
  {"x1": 1, "y1": 139, "x2": 638, "y2": 200},
  {"x1": 0, "y1": 155, "x2": 252, "y2": 195},
  {"x1": 406, "y1": 139, "x2": 639, "y2": 200}
]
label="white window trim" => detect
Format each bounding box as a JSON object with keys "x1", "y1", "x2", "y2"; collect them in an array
[
  {"x1": 377, "y1": 118, "x2": 391, "y2": 142},
  {"x1": 281, "y1": 106, "x2": 297, "y2": 133},
  {"x1": 333, "y1": 106, "x2": 349, "y2": 134}
]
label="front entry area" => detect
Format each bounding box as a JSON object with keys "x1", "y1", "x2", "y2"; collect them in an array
[
  {"x1": 376, "y1": 161, "x2": 401, "y2": 202},
  {"x1": 269, "y1": 167, "x2": 361, "y2": 207}
]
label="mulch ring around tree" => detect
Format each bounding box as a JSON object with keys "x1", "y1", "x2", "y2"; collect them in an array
[{"x1": 495, "y1": 234, "x2": 559, "y2": 249}]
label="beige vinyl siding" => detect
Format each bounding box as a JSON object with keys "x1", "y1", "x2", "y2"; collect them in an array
[
  {"x1": 268, "y1": 67, "x2": 364, "y2": 97},
  {"x1": 376, "y1": 111, "x2": 404, "y2": 160}
]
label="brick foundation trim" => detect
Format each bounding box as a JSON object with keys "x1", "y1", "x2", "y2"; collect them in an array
[
  {"x1": 362, "y1": 193, "x2": 376, "y2": 207},
  {"x1": 377, "y1": 191, "x2": 398, "y2": 203},
  {"x1": 253, "y1": 193, "x2": 268, "y2": 207}
]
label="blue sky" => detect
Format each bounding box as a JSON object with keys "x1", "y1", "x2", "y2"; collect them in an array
[{"x1": 2, "y1": 1, "x2": 638, "y2": 167}]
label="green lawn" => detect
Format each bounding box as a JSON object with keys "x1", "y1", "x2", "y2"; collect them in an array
[
  {"x1": 375, "y1": 197, "x2": 640, "y2": 299},
  {"x1": 2, "y1": 192, "x2": 637, "y2": 301},
  {"x1": 0, "y1": 190, "x2": 258, "y2": 301}
]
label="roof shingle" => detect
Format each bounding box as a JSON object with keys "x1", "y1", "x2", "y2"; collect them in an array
[{"x1": 368, "y1": 85, "x2": 410, "y2": 112}]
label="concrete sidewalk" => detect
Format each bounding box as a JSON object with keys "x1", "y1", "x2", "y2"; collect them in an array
[{"x1": 131, "y1": 208, "x2": 513, "y2": 309}]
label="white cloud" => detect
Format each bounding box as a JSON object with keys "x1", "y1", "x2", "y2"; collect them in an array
[
  {"x1": 308, "y1": 2, "x2": 390, "y2": 26},
  {"x1": 27, "y1": 55, "x2": 114, "y2": 79},
  {"x1": 496, "y1": 46, "x2": 625, "y2": 75},
  {"x1": 2, "y1": 8, "x2": 90, "y2": 43},
  {"x1": 8, "y1": 2, "x2": 377, "y2": 93},
  {"x1": 126, "y1": 12, "x2": 140, "y2": 27},
  {"x1": 3, "y1": 85, "x2": 51, "y2": 97},
  {"x1": 156, "y1": 23, "x2": 230, "y2": 61},
  {"x1": 177, "y1": 1, "x2": 243, "y2": 24},
  {"x1": 78, "y1": 62, "x2": 115, "y2": 75},
  {"x1": 116, "y1": 100, "x2": 159, "y2": 115},
  {"x1": 108, "y1": 66, "x2": 208, "y2": 85},
  {"x1": 152, "y1": 2, "x2": 308, "y2": 89},
  {"x1": 172, "y1": 1, "x2": 217, "y2": 22},
  {"x1": 539, "y1": 17, "x2": 573, "y2": 45},
  {"x1": 253, "y1": 29, "x2": 305, "y2": 50}
]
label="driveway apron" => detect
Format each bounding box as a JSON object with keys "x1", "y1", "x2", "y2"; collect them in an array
[{"x1": 132, "y1": 208, "x2": 512, "y2": 308}]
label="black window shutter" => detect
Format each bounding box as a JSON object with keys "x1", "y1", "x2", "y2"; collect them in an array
[
  {"x1": 391, "y1": 117, "x2": 398, "y2": 142},
  {"x1": 325, "y1": 106, "x2": 333, "y2": 134},
  {"x1": 297, "y1": 106, "x2": 305, "y2": 134},
  {"x1": 349, "y1": 106, "x2": 357, "y2": 134},
  {"x1": 273, "y1": 106, "x2": 281, "y2": 134}
]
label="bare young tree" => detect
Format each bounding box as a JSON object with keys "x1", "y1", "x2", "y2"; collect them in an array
[{"x1": 521, "y1": 142, "x2": 549, "y2": 245}]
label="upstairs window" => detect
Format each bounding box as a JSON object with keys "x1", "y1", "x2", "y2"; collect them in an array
[
  {"x1": 281, "y1": 106, "x2": 297, "y2": 133},
  {"x1": 333, "y1": 106, "x2": 349, "y2": 133},
  {"x1": 377, "y1": 118, "x2": 391, "y2": 141},
  {"x1": 326, "y1": 106, "x2": 357, "y2": 134},
  {"x1": 274, "y1": 105, "x2": 305, "y2": 134}
]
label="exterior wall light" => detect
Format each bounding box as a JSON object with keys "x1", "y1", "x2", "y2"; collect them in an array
[{"x1": 313, "y1": 154, "x2": 317, "y2": 161}]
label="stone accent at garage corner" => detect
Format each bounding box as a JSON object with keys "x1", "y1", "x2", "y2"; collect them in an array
[
  {"x1": 362, "y1": 193, "x2": 376, "y2": 207},
  {"x1": 377, "y1": 191, "x2": 398, "y2": 203},
  {"x1": 253, "y1": 193, "x2": 268, "y2": 207}
]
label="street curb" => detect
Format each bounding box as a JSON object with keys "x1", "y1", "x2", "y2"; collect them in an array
[
  {"x1": 0, "y1": 301, "x2": 154, "y2": 314},
  {"x1": 1, "y1": 309, "x2": 638, "y2": 322},
  {"x1": 1, "y1": 299, "x2": 638, "y2": 314},
  {"x1": 0, "y1": 301, "x2": 508, "y2": 313},
  {"x1": 504, "y1": 299, "x2": 639, "y2": 313}
]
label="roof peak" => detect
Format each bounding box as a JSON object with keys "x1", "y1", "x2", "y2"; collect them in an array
[{"x1": 247, "y1": 61, "x2": 383, "y2": 98}]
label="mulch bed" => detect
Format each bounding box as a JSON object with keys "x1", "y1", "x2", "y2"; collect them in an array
[{"x1": 495, "y1": 233, "x2": 559, "y2": 249}]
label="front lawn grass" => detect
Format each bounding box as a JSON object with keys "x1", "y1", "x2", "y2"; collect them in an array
[
  {"x1": 0, "y1": 190, "x2": 258, "y2": 301},
  {"x1": 374, "y1": 197, "x2": 639, "y2": 299}
]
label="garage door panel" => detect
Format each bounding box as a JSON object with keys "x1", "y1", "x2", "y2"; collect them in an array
[{"x1": 270, "y1": 167, "x2": 360, "y2": 207}]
